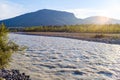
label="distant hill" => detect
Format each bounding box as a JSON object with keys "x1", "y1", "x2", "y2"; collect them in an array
[
  {"x1": 82, "y1": 16, "x2": 120, "y2": 24},
  {"x1": 0, "y1": 9, "x2": 120, "y2": 27}
]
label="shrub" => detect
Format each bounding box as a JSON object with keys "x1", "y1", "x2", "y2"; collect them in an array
[
  {"x1": 0, "y1": 23, "x2": 19, "y2": 69},
  {"x1": 93, "y1": 34, "x2": 105, "y2": 38}
]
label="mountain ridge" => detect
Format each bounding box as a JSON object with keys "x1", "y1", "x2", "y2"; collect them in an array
[{"x1": 0, "y1": 9, "x2": 120, "y2": 27}]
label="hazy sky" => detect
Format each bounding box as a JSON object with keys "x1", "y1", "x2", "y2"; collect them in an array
[{"x1": 0, "y1": 0, "x2": 120, "y2": 20}]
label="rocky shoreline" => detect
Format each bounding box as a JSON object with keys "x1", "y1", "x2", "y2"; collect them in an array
[
  {"x1": 16, "y1": 32, "x2": 120, "y2": 45},
  {"x1": 0, "y1": 69, "x2": 31, "y2": 80}
]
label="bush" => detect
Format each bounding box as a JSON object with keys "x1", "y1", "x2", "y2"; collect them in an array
[
  {"x1": 93, "y1": 34, "x2": 105, "y2": 38},
  {"x1": 0, "y1": 23, "x2": 19, "y2": 69}
]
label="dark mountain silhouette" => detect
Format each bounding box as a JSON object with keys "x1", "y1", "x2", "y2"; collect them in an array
[
  {"x1": 0, "y1": 9, "x2": 81, "y2": 27},
  {"x1": 0, "y1": 9, "x2": 120, "y2": 27}
]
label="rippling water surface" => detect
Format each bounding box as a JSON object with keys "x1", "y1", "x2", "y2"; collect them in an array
[{"x1": 9, "y1": 33, "x2": 120, "y2": 80}]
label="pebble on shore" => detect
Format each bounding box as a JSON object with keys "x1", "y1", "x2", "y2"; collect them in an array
[{"x1": 0, "y1": 69, "x2": 31, "y2": 80}]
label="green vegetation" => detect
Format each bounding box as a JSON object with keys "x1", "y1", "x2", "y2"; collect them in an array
[
  {"x1": 0, "y1": 23, "x2": 19, "y2": 69},
  {"x1": 22, "y1": 24, "x2": 120, "y2": 33},
  {"x1": 93, "y1": 34, "x2": 106, "y2": 38}
]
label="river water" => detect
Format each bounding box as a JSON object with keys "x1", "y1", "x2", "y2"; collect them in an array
[{"x1": 9, "y1": 33, "x2": 120, "y2": 80}]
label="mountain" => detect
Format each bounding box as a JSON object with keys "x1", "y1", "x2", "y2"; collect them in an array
[
  {"x1": 82, "y1": 16, "x2": 120, "y2": 24},
  {"x1": 0, "y1": 9, "x2": 120, "y2": 27},
  {"x1": 0, "y1": 9, "x2": 81, "y2": 27}
]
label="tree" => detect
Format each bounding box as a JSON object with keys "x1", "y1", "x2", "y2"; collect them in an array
[{"x1": 0, "y1": 23, "x2": 19, "y2": 69}]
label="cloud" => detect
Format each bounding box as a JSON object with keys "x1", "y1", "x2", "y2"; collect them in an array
[
  {"x1": 66, "y1": 8, "x2": 120, "y2": 19},
  {"x1": 66, "y1": 0, "x2": 120, "y2": 19},
  {"x1": 1, "y1": 0, "x2": 120, "y2": 20},
  {"x1": 0, "y1": 0, "x2": 26, "y2": 20},
  {"x1": 66, "y1": 9, "x2": 102, "y2": 19}
]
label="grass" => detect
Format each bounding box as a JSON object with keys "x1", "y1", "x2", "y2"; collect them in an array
[
  {"x1": 18, "y1": 24, "x2": 120, "y2": 40},
  {"x1": 22, "y1": 24, "x2": 120, "y2": 33}
]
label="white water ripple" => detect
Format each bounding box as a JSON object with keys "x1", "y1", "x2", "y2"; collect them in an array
[{"x1": 9, "y1": 33, "x2": 120, "y2": 80}]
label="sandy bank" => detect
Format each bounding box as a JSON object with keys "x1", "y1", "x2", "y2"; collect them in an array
[{"x1": 15, "y1": 32, "x2": 120, "y2": 45}]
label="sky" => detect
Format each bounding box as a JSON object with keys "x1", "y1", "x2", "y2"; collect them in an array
[{"x1": 0, "y1": 0, "x2": 120, "y2": 20}]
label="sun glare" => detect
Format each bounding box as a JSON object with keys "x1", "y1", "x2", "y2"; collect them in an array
[
  {"x1": 96, "y1": 16, "x2": 110, "y2": 23},
  {"x1": 67, "y1": 0, "x2": 120, "y2": 19},
  {"x1": 99, "y1": 0, "x2": 120, "y2": 18}
]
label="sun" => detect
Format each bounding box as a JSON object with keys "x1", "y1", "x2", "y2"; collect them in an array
[{"x1": 96, "y1": 16, "x2": 110, "y2": 24}]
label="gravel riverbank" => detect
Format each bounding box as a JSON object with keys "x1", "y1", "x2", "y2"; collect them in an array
[
  {"x1": 16, "y1": 32, "x2": 120, "y2": 45},
  {"x1": 0, "y1": 69, "x2": 31, "y2": 80}
]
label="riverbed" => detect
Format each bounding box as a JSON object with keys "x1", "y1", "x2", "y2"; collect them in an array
[{"x1": 9, "y1": 33, "x2": 120, "y2": 80}]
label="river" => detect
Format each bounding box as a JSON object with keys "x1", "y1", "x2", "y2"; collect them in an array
[{"x1": 9, "y1": 33, "x2": 120, "y2": 80}]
